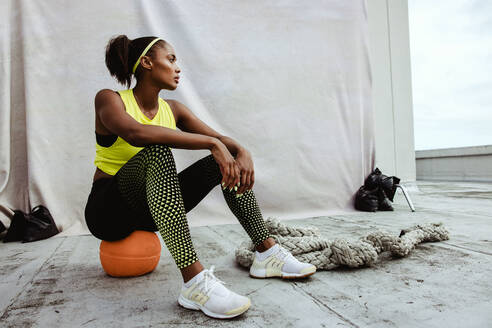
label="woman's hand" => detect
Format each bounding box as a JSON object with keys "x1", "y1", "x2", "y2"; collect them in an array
[
  {"x1": 234, "y1": 148, "x2": 254, "y2": 195},
  {"x1": 210, "y1": 140, "x2": 241, "y2": 192}
]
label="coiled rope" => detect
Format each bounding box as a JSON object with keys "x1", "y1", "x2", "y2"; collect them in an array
[{"x1": 235, "y1": 217, "x2": 449, "y2": 270}]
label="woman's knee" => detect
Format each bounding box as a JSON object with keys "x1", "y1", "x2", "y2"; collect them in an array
[
  {"x1": 144, "y1": 143, "x2": 172, "y2": 154},
  {"x1": 141, "y1": 144, "x2": 174, "y2": 162}
]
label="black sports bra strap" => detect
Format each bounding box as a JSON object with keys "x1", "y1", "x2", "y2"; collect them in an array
[{"x1": 95, "y1": 132, "x2": 118, "y2": 147}]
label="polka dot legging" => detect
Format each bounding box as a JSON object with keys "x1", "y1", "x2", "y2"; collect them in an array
[{"x1": 114, "y1": 144, "x2": 272, "y2": 269}]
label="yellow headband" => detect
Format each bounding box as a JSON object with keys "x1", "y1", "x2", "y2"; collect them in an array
[{"x1": 132, "y1": 37, "x2": 162, "y2": 74}]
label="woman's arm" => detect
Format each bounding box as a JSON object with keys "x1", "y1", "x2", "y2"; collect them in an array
[
  {"x1": 95, "y1": 89, "x2": 219, "y2": 150},
  {"x1": 166, "y1": 99, "x2": 245, "y2": 157},
  {"x1": 216, "y1": 136, "x2": 244, "y2": 158}
]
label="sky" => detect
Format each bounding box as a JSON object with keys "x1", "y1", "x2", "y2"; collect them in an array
[{"x1": 408, "y1": 0, "x2": 492, "y2": 150}]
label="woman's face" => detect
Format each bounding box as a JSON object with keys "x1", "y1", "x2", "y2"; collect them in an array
[{"x1": 147, "y1": 44, "x2": 181, "y2": 90}]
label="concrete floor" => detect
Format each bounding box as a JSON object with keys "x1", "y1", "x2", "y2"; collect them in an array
[{"x1": 1, "y1": 180, "x2": 491, "y2": 327}]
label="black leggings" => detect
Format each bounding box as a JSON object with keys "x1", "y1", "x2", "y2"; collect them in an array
[{"x1": 84, "y1": 144, "x2": 272, "y2": 269}]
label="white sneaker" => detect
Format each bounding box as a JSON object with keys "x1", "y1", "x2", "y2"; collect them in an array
[
  {"x1": 249, "y1": 244, "x2": 317, "y2": 279},
  {"x1": 178, "y1": 266, "x2": 251, "y2": 319}
]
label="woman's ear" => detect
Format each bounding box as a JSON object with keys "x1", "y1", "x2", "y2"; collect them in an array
[{"x1": 140, "y1": 55, "x2": 152, "y2": 70}]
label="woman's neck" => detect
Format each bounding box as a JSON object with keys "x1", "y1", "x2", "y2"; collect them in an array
[{"x1": 132, "y1": 82, "x2": 161, "y2": 111}]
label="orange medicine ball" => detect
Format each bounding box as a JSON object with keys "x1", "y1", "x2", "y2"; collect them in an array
[{"x1": 99, "y1": 230, "x2": 161, "y2": 277}]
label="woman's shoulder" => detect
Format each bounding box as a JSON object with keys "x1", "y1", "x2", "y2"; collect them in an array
[
  {"x1": 161, "y1": 97, "x2": 174, "y2": 105},
  {"x1": 94, "y1": 89, "x2": 126, "y2": 113},
  {"x1": 162, "y1": 98, "x2": 186, "y2": 111},
  {"x1": 95, "y1": 88, "x2": 119, "y2": 101},
  {"x1": 95, "y1": 89, "x2": 126, "y2": 105},
  {"x1": 161, "y1": 98, "x2": 177, "y2": 112},
  {"x1": 161, "y1": 98, "x2": 179, "y2": 125}
]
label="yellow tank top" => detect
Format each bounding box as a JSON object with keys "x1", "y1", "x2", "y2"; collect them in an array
[{"x1": 94, "y1": 88, "x2": 177, "y2": 175}]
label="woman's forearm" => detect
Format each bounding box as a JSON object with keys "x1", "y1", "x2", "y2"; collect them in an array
[
  {"x1": 126, "y1": 124, "x2": 244, "y2": 156},
  {"x1": 217, "y1": 135, "x2": 244, "y2": 157},
  {"x1": 129, "y1": 124, "x2": 218, "y2": 151}
]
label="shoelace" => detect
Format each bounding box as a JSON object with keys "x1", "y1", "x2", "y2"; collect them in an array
[
  {"x1": 276, "y1": 245, "x2": 297, "y2": 262},
  {"x1": 196, "y1": 265, "x2": 228, "y2": 297}
]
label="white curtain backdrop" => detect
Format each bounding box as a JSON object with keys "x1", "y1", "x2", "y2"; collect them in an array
[{"x1": 0, "y1": 0, "x2": 375, "y2": 237}]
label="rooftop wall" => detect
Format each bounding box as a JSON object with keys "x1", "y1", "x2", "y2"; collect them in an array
[{"x1": 416, "y1": 145, "x2": 492, "y2": 182}]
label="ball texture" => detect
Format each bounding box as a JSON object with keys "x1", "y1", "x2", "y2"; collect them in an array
[{"x1": 99, "y1": 230, "x2": 161, "y2": 277}]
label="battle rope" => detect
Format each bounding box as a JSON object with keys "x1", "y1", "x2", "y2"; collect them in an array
[{"x1": 235, "y1": 217, "x2": 449, "y2": 270}]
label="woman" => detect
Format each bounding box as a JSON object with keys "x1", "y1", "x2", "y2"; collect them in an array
[{"x1": 84, "y1": 35, "x2": 317, "y2": 319}]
